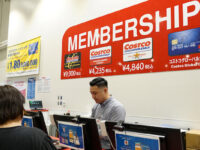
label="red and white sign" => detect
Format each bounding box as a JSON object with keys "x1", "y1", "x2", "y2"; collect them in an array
[
  {"x1": 90, "y1": 46, "x2": 112, "y2": 66},
  {"x1": 123, "y1": 38, "x2": 153, "y2": 62},
  {"x1": 61, "y1": 0, "x2": 200, "y2": 79}
]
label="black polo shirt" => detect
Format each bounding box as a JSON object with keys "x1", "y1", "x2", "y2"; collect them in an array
[{"x1": 0, "y1": 126, "x2": 57, "y2": 150}]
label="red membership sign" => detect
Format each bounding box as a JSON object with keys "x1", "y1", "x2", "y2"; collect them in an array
[{"x1": 61, "y1": 0, "x2": 200, "y2": 79}]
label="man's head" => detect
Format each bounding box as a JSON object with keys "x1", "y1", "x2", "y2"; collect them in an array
[
  {"x1": 0, "y1": 85, "x2": 25, "y2": 125},
  {"x1": 89, "y1": 77, "x2": 109, "y2": 104}
]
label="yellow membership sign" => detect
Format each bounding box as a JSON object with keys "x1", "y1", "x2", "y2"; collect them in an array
[{"x1": 6, "y1": 37, "x2": 41, "y2": 77}]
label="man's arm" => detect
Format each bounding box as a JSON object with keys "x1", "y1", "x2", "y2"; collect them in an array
[
  {"x1": 41, "y1": 135, "x2": 57, "y2": 150},
  {"x1": 91, "y1": 104, "x2": 98, "y2": 118}
]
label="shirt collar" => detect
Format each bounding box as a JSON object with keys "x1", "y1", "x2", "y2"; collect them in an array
[{"x1": 100, "y1": 96, "x2": 112, "y2": 106}]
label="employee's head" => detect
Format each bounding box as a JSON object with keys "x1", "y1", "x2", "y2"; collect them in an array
[
  {"x1": 90, "y1": 77, "x2": 109, "y2": 104},
  {"x1": 0, "y1": 85, "x2": 25, "y2": 125}
]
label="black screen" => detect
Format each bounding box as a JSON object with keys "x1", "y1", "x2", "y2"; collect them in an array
[
  {"x1": 29, "y1": 100, "x2": 43, "y2": 109},
  {"x1": 53, "y1": 115, "x2": 102, "y2": 150},
  {"x1": 105, "y1": 121, "x2": 184, "y2": 150},
  {"x1": 24, "y1": 111, "x2": 48, "y2": 134}
]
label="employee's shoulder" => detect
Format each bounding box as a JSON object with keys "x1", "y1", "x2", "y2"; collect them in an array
[
  {"x1": 18, "y1": 126, "x2": 46, "y2": 137},
  {"x1": 111, "y1": 98, "x2": 124, "y2": 106}
]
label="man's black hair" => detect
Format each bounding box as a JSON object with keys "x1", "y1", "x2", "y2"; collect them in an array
[
  {"x1": 90, "y1": 77, "x2": 108, "y2": 88},
  {"x1": 0, "y1": 85, "x2": 25, "y2": 125}
]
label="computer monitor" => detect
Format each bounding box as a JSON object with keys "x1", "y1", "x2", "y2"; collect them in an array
[
  {"x1": 105, "y1": 121, "x2": 184, "y2": 150},
  {"x1": 29, "y1": 100, "x2": 43, "y2": 110},
  {"x1": 53, "y1": 115, "x2": 102, "y2": 150},
  {"x1": 22, "y1": 116, "x2": 33, "y2": 127},
  {"x1": 22, "y1": 111, "x2": 48, "y2": 134}
]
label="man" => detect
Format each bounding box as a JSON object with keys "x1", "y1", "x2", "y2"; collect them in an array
[
  {"x1": 90, "y1": 77, "x2": 126, "y2": 149},
  {"x1": 0, "y1": 85, "x2": 57, "y2": 150},
  {"x1": 90, "y1": 77, "x2": 126, "y2": 121}
]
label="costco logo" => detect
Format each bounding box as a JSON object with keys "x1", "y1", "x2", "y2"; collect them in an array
[
  {"x1": 123, "y1": 38, "x2": 153, "y2": 62},
  {"x1": 90, "y1": 49, "x2": 111, "y2": 57},
  {"x1": 90, "y1": 46, "x2": 112, "y2": 66},
  {"x1": 124, "y1": 41, "x2": 151, "y2": 51},
  {"x1": 124, "y1": 38, "x2": 152, "y2": 52},
  {"x1": 90, "y1": 46, "x2": 112, "y2": 60}
]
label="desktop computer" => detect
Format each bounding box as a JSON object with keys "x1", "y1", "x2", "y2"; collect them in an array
[
  {"x1": 22, "y1": 111, "x2": 48, "y2": 134},
  {"x1": 105, "y1": 121, "x2": 185, "y2": 150},
  {"x1": 22, "y1": 116, "x2": 33, "y2": 127},
  {"x1": 53, "y1": 115, "x2": 102, "y2": 150},
  {"x1": 29, "y1": 100, "x2": 43, "y2": 110}
]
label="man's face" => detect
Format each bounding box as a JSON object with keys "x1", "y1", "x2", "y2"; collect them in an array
[{"x1": 90, "y1": 85, "x2": 107, "y2": 104}]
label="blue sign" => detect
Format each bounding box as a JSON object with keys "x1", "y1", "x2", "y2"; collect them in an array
[
  {"x1": 22, "y1": 116, "x2": 33, "y2": 127},
  {"x1": 168, "y1": 27, "x2": 200, "y2": 56},
  {"x1": 115, "y1": 131, "x2": 160, "y2": 150},
  {"x1": 27, "y1": 78, "x2": 36, "y2": 99},
  {"x1": 58, "y1": 121, "x2": 85, "y2": 150},
  {"x1": 29, "y1": 42, "x2": 38, "y2": 55}
]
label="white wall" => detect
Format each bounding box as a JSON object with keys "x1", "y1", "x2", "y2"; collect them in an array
[
  {"x1": 0, "y1": 48, "x2": 6, "y2": 83},
  {"x1": 0, "y1": 0, "x2": 10, "y2": 84},
  {"x1": 6, "y1": 0, "x2": 200, "y2": 129},
  {"x1": 0, "y1": 0, "x2": 10, "y2": 48}
]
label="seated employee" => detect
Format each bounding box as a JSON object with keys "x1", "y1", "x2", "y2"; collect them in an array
[
  {"x1": 90, "y1": 77, "x2": 126, "y2": 121},
  {"x1": 90, "y1": 77, "x2": 126, "y2": 150},
  {"x1": 0, "y1": 85, "x2": 57, "y2": 150}
]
